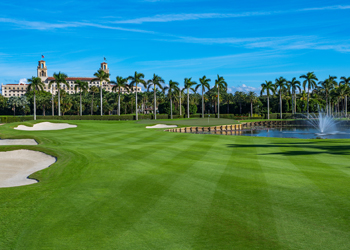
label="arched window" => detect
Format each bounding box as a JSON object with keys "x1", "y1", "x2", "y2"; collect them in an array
[{"x1": 41, "y1": 63, "x2": 44, "y2": 69}]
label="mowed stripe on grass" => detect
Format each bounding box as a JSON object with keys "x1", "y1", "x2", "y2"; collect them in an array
[{"x1": 0, "y1": 120, "x2": 350, "y2": 249}]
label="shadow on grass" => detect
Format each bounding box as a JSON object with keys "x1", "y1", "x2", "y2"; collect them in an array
[{"x1": 227, "y1": 141, "x2": 350, "y2": 156}]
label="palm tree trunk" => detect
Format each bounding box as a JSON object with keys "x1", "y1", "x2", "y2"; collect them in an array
[
  {"x1": 291, "y1": 90, "x2": 294, "y2": 115},
  {"x1": 202, "y1": 87, "x2": 204, "y2": 118},
  {"x1": 80, "y1": 93, "x2": 82, "y2": 116},
  {"x1": 100, "y1": 84, "x2": 103, "y2": 116},
  {"x1": 51, "y1": 86, "x2": 54, "y2": 116},
  {"x1": 58, "y1": 88, "x2": 61, "y2": 116},
  {"x1": 280, "y1": 91, "x2": 282, "y2": 120},
  {"x1": 294, "y1": 92, "x2": 297, "y2": 114},
  {"x1": 135, "y1": 83, "x2": 138, "y2": 120},
  {"x1": 179, "y1": 93, "x2": 182, "y2": 116},
  {"x1": 346, "y1": 95, "x2": 348, "y2": 118},
  {"x1": 187, "y1": 88, "x2": 190, "y2": 118},
  {"x1": 307, "y1": 87, "x2": 310, "y2": 118},
  {"x1": 267, "y1": 95, "x2": 270, "y2": 120},
  {"x1": 34, "y1": 90, "x2": 36, "y2": 120},
  {"x1": 170, "y1": 96, "x2": 173, "y2": 119},
  {"x1": 13, "y1": 105, "x2": 15, "y2": 116},
  {"x1": 217, "y1": 88, "x2": 220, "y2": 119},
  {"x1": 251, "y1": 101, "x2": 253, "y2": 117},
  {"x1": 118, "y1": 92, "x2": 121, "y2": 116},
  {"x1": 154, "y1": 88, "x2": 157, "y2": 120},
  {"x1": 43, "y1": 106, "x2": 46, "y2": 116},
  {"x1": 91, "y1": 94, "x2": 94, "y2": 115}
]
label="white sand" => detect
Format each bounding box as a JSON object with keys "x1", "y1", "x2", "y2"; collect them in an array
[
  {"x1": 15, "y1": 122, "x2": 77, "y2": 131},
  {"x1": 0, "y1": 149, "x2": 56, "y2": 188},
  {"x1": 0, "y1": 139, "x2": 37, "y2": 145},
  {"x1": 146, "y1": 124, "x2": 178, "y2": 129}
]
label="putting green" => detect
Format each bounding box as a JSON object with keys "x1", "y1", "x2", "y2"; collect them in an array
[{"x1": 0, "y1": 120, "x2": 350, "y2": 249}]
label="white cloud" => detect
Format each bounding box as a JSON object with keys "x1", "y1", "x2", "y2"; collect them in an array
[
  {"x1": 0, "y1": 18, "x2": 154, "y2": 34},
  {"x1": 112, "y1": 5, "x2": 350, "y2": 24},
  {"x1": 163, "y1": 35, "x2": 350, "y2": 53},
  {"x1": 231, "y1": 84, "x2": 261, "y2": 93},
  {"x1": 18, "y1": 78, "x2": 27, "y2": 84}
]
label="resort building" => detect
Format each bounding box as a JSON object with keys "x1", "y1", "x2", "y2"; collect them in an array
[
  {"x1": 38, "y1": 60, "x2": 141, "y2": 95},
  {"x1": 1, "y1": 61, "x2": 141, "y2": 97},
  {"x1": 1, "y1": 83, "x2": 28, "y2": 97}
]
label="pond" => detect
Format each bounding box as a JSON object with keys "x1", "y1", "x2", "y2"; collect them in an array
[{"x1": 193, "y1": 126, "x2": 350, "y2": 139}]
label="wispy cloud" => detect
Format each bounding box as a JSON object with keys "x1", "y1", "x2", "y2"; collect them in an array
[
  {"x1": 160, "y1": 35, "x2": 350, "y2": 53},
  {"x1": 112, "y1": 5, "x2": 350, "y2": 24},
  {"x1": 0, "y1": 18, "x2": 153, "y2": 33}
]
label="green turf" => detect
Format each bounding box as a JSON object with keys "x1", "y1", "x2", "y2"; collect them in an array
[
  {"x1": 1, "y1": 120, "x2": 350, "y2": 249},
  {"x1": 136, "y1": 118, "x2": 239, "y2": 126}
]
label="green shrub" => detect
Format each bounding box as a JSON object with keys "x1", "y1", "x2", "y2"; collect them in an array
[{"x1": 0, "y1": 116, "x2": 33, "y2": 123}]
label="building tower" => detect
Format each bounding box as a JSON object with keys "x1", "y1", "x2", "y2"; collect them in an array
[
  {"x1": 37, "y1": 60, "x2": 48, "y2": 81},
  {"x1": 100, "y1": 62, "x2": 110, "y2": 78}
]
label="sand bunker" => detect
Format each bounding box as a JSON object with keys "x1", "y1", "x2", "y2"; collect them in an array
[
  {"x1": 0, "y1": 139, "x2": 37, "y2": 145},
  {"x1": 0, "y1": 149, "x2": 56, "y2": 188},
  {"x1": 146, "y1": 124, "x2": 178, "y2": 129},
  {"x1": 15, "y1": 122, "x2": 77, "y2": 131}
]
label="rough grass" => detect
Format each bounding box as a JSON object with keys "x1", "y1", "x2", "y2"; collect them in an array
[{"x1": 0, "y1": 120, "x2": 350, "y2": 249}]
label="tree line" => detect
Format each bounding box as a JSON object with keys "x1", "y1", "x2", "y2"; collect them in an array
[{"x1": 1, "y1": 70, "x2": 349, "y2": 120}]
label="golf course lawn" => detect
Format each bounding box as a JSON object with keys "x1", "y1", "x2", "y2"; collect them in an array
[
  {"x1": 136, "y1": 118, "x2": 239, "y2": 126},
  {"x1": 1, "y1": 120, "x2": 350, "y2": 249}
]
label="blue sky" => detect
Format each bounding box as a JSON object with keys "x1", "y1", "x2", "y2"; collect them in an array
[{"x1": 1, "y1": 0, "x2": 350, "y2": 93}]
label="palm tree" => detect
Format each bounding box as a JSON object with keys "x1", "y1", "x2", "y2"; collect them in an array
[
  {"x1": 89, "y1": 86, "x2": 99, "y2": 115},
  {"x1": 247, "y1": 91, "x2": 258, "y2": 117},
  {"x1": 92, "y1": 69, "x2": 110, "y2": 116},
  {"x1": 234, "y1": 91, "x2": 246, "y2": 115},
  {"x1": 178, "y1": 87, "x2": 186, "y2": 117},
  {"x1": 275, "y1": 77, "x2": 287, "y2": 119},
  {"x1": 7, "y1": 96, "x2": 29, "y2": 116},
  {"x1": 260, "y1": 80, "x2": 275, "y2": 119},
  {"x1": 300, "y1": 72, "x2": 318, "y2": 118},
  {"x1": 340, "y1": 76, "x2": 350, "y2": 117},
  {"x1": 318, "y1": 79, "x2": 335, "y2": 114},
  {"x1": 111, "y1": 76, "x2": 129, "y2": 116},
  {"x1": 214, "y1": 75, "x2": 227, "y2": 118},
  {"x1": 184, "y1": 78, "x2": 197, "y2": 118},
  {"x1": 337, "y1": 84, "x2": 349, "y2": 116},
  {"x1": 147, "y1": 74, "x2": 165, "y2": 120},
  {"x1": 128, "y1": 72, "x2": 147, "y2": 120},
  {"x1": 74, "y1": 80, "x2": 89, "y2": 116},
  {"x1": 49, "y1": 72, "x2": 69, "y2": 116},
  {"x1": 195, "y1": 76, "x2": 211, "y2": 118},
  {"x1": 27, "y1": 76, "x2": 45, "y2": 120},
  {"x1": 167, "y1": 80, "x2": 179, "y2": 119},
  {"x1": 287, "y1": 77, "x2": 301, "y2": 114}
]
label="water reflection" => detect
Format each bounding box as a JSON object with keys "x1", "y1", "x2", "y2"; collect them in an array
[{"x1": 194, "y1": 126, "x2": 350, "y2": 139}]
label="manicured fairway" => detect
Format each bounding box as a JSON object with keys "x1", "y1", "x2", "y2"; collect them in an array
[
  {"x1": 136, "y1": 118, "x2": 239, "y2": 126},
  {"x1": 1, "y1": 120, "x2": 350, "y2": 249}
]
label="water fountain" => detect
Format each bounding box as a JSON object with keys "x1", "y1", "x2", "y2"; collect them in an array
[{"x1": 306, "y1": 109, "x2": 341, "y2": 135}]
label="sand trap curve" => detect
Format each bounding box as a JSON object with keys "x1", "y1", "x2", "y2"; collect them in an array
[
  {"x1": 146, "y1": 124, "x2": 178, "y2": 129},
  {"x1": 0, "y1": 150, "x2": 56, "y2": 188},
  {"x1": 15, "y1": 122, "x2": 77, "y2": 131},
  {"x1": 0, "y1": 139, "x2": 37, "y2": 145}
]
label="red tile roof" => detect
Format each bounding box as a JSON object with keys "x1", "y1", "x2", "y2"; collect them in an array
[
  {"x1": 4, "y1": 83, "x2": 28, "y2": 85},
  {"x1": 47, "y1": 77, "x2": 95, "y2": 81}
]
